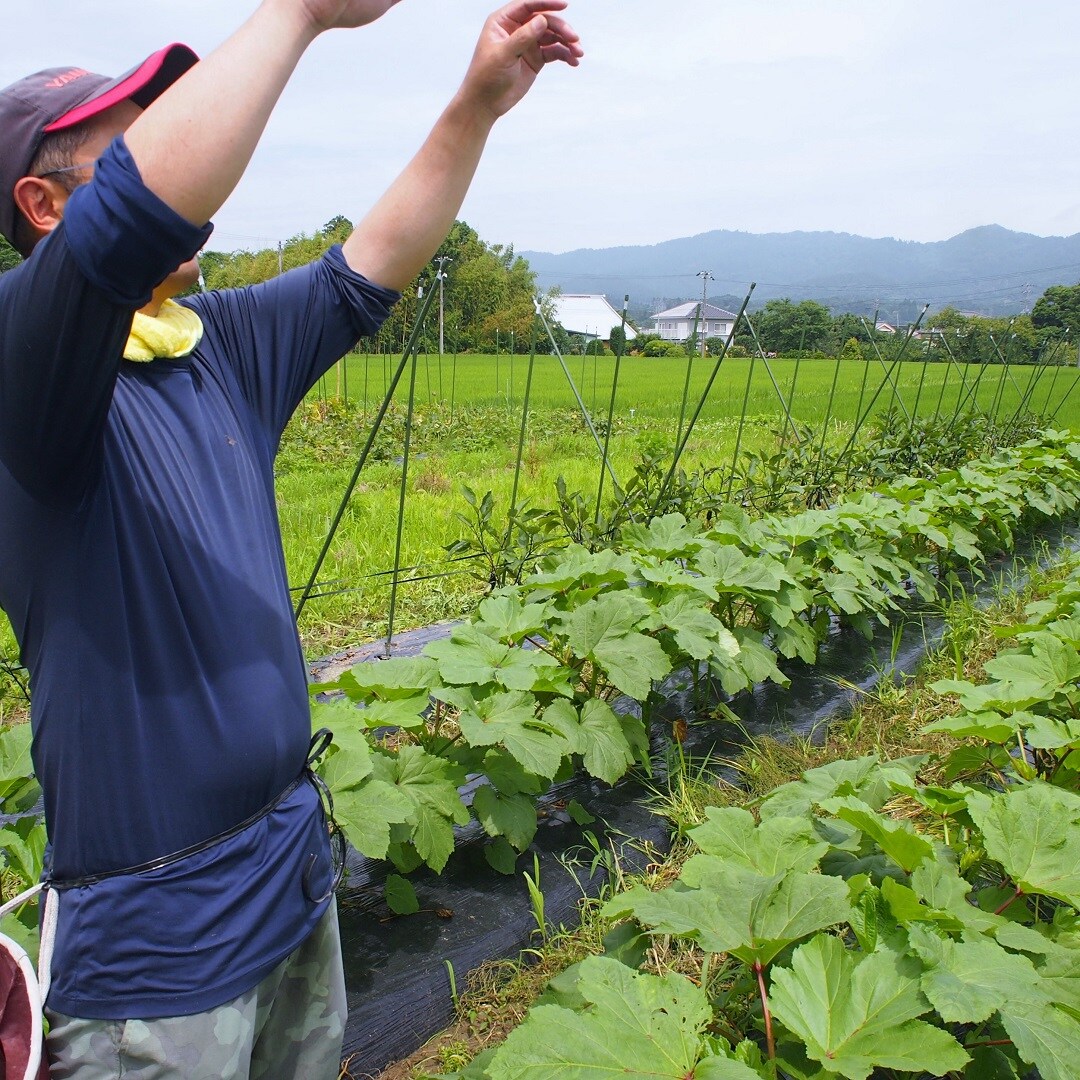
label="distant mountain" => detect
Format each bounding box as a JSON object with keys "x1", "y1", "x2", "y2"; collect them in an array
[{"x1": 521, "y1": 226, "x2": 1080, "y2": 318}]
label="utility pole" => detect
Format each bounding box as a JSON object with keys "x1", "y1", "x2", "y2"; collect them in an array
[
  {"x1": 696, "y1": 270, "x2": 714, "y2": 358},
  {"x1": 435, "y1": 255, "x2": 453, "y2": 356},
  {"x1": 277, "y1": 240, "x2": 283, "y2": 277}
]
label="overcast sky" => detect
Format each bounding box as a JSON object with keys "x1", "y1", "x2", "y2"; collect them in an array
[{"x1": 8, "y1": 1, "x2": 1080, "y2": 256}]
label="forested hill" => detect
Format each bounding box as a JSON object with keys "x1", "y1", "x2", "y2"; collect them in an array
[{"x1": 521, "y1": 225, "x2": 1080, "y2": 317}]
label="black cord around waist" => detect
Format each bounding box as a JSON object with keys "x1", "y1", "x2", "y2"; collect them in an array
[{"x1": 49, "y1": 774, "x2": 308, "y2": 891}]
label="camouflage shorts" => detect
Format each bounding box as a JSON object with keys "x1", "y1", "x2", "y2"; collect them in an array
[{"x1": 44, "y1": 900, "x2": 346, "y2": 1079}]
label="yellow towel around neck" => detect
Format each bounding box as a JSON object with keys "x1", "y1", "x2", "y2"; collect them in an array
[{"x1": 124, "y1": 299, "x2": 204, "y2": 362}]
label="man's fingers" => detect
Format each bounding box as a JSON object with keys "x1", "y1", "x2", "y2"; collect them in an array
[{"x1": 506, "y1": 11, "x2": 582, "y2": 66}]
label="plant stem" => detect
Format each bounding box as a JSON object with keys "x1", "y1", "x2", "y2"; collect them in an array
[
  {"x1": 994, "y1": 884, "x2": 1024, "y2": 916},
  {"x1": 754, "y1": 961, "x2": 776, "y2": 1061}
]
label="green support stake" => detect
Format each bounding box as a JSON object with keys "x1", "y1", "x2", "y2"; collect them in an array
[
  {"x1": 596, "y1": 296, "x2": 631, "y2": 527},
  {"x1": 742, "y1": 312, "x2": 802, "y2": 446},
  {"x1": 838, "y1": 304, "x2": 930, "y2": 470},
  {"x1": 725, "y1": 349, "x2": 758, "y2": 502},
  {"x1": 908, "y1": 338, "x2": 932, "y2": 431},
  {"x1": 859, "y1": 317, "x2": 911, "y2": 422},
  {"x1": 509, "y1": 311, "x2": 540, "y2": 528},
  {"x1": 652, "y1": 284, "x2": 756, "y2": 517},
  {"x1": 294, "y1": 283, "x2": 440, "y2": 620},
  {"x1": 384, "y1": 340, "x2": 422, "y2": 656},
  {"x1": 537, "y1": 302, "x2": 628, "y2": 506},
  {"x1": 675, "y1": 304, "x2": 703, "y2": 448}
]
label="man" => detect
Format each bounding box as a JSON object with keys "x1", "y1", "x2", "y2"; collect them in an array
[{"x1": 0, "y1": 1, "x2": 581, "y2": 1075}]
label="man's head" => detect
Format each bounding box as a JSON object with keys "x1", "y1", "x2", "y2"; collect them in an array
[{"x1": 0, "y1": 45, "x2": 198, "y2": 257}]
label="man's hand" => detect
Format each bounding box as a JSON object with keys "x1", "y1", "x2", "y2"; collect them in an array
[
  {"x1": 459, "y1": 1, "x2": 583, "y2": 121},
  {"x1": 296, "y1": 0, "x2": 403, "y2": 32}
]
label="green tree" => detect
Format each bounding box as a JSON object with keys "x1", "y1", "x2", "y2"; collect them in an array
[
  {"x1": 609, "y1": 324, "x2": 627, "y2": 356},
  {"x1": 839, "y1": 336, "x2": 864, "y2": 362},
  {"x1": 826, "y1": 312, "x2": 872, "y2": 355},
  {"x1": 1032, "y1": 283, "x2": 1080, "y2": 334},
  {"x1": 744, "y1": 299, "x2": 831, "y2": 355}
]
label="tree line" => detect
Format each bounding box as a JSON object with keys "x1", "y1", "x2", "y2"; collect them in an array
[
  {"x1": 199, "y1": 216, "x2": 563, "y2": 354},
  {"x1": 628, "y1": 290, "x2": 1079, "y2": 364}
]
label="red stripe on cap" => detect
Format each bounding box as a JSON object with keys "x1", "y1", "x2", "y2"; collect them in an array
[{"x1": 44, "y1": 45, "x2": 190, "y2": 132}]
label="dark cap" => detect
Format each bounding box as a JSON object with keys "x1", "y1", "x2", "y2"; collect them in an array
[{"x1": 0, "y1": 43, "x2": 198, "y2": 251}]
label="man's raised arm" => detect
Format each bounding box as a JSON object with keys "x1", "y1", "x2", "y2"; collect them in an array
[
  {"x1": 123, "y1": 0, "x2": 403, "y2": 227},
  {"x1": 343, "y1": 1, "x2": 582, "y2": 292}
]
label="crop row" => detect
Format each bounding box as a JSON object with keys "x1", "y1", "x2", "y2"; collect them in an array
[
  {"x1": 308, "y1": 430, "x2": 1080, "y2": 915},
  {"x1": 455, "y1": 554, "x2": 1080, "y2": 1079}
]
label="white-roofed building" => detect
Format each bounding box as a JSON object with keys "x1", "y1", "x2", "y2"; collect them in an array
[
  {"x1": 551, "y1": 294, "x2": 637, "y2": 343},
  {"x1": 651, "y1": 302, "x2": 738, "y2": 344}
]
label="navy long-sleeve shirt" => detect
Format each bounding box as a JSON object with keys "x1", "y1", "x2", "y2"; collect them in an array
[{"x1": 0, "y1": 137, "x2": 398, "y2": 1018}]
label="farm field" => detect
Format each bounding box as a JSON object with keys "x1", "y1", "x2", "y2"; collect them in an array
[{"x1": 283, "y1": 351, "x2": 1080, "y2": 653}]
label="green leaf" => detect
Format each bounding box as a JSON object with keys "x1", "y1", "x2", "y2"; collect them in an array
[
  {"x1": 999, "y1": 998, "x2": 1080, "y2": 1080},
  {"x1": 907, "y1": 924, "x2": 1041, "y2": 1023},
  {"x1": 964, "y1": 1045, "x2": 1021, "y2": 1080},
  {"x1": 357, "y1": 694, "x2": 430, "y2": 731},
  {"x1": 472, "y1": 786, "x2": 537, "y2": 851},
  {"x1": 474, "y1": 594, "x2": 549, "y2": 642},
  {"x1": 578, "y1": 699, "x2": 635, "y2": 785},
  {"x1": 942, "y1": 744, "x2": 1012, "y2": 781},
  {"x1": 526, "y1": 545, "x2": 635, "y2": 594},
  {"x1": 909, "y1": 860, "x2": 998, "y2": 932},
  {"x1": 923, "y1": 709, "x2": 1019, "y2": 744},
  {"x1": 377, "y1": 745, "x2": 471, "y2": 872},
  {"x1": 484, "y1": 836, "x2": 520, "y2": 875},
  {"x1": 621, "y1": 513, "x2": 703, "y2": 559},
  {"x1": 657, "y1": 594, "x2": 740, "y2": 664},
  {"x1": 967, "y1": 783, "x2": 1080, "y2": 906},
  {"x1": 604, "y1": 866, "x2": 851, "y2": 967},
  {"x1": 489, "y1": 955, "x2": 717, "y2": 1079},
  {"x1": 730, "y1": 628, "x2": 787, "y2": 689},
  {"x1": 761, "y1": 756, "x2": 913, "y2": 821},
  {"x1": 820, "y1": 795, "x2": 935, "y2": 872},
  {"x1": 385, "y1": 874, "x2": 420, "y2": 915},
  {"x1": 331, "y1": 655, "x2": 440, "y2": 699},
  {"x1": 480, "y1": 749, "x2": 545, "y2": 796},
  {"x1": 881, "y1": 877, "x2": 965, "y2": 932},
  {"x1": 693, "y1": 544, "x2": 786, "y2": 595},
  {"x1": 984, "y1": 633, "x2": 1080, "y2": 693},
  {"x1": 0, "y1": 723, "x2": 36, "y2": 806},
  {"x1": 427, "y1": 625, "x2": 564, "y2": 693},
  {"x1": 538, "y1": 699, "x2": 584, "y2": 756},
  {"x1": 559, "y1": 593, "x2": 672, "y2": 700},
  {"x1": 0, "y1": 819, "x2": 45, "y2": 887},
  {"x1": 333, "y1": 779, "x2": 412, "y2": 860},
  {"x1": 0, "y1": 905, "x2": 39, "y2": 967},
  {"x1": 769, "y1": 936, "x2": 970, "y2": 1080},
  {"x1": 692, "y1": 1058, "x2": 766, "y2": 1080},
  {"x1": 567, "y1": 800, "x2": 595, "y2": 825},
  {"x1": 888, "y1": 781, "x2": 974, "y2": 820},
  {"x1": 685, "y1": 806, "x2": 828, "y2": 876},
  {"x1": 456, "y1": 691, "x2": 568, "y2": 780}
]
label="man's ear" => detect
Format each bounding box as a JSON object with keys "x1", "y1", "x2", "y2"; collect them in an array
[{"x1": 12, "y1": 175, "x2": 68, "y2": 243}]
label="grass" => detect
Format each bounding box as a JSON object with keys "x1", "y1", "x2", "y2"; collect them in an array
[{"x1": 363, "y1": 547, "x2": 1080, "y2": 1080}]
